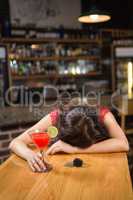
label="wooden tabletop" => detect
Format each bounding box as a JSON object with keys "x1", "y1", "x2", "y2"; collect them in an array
[{"x1": 0, "y1": 153, "x2": 132, "y2": 200}]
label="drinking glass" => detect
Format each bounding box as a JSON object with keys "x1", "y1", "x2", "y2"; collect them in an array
[{"x1": 30, "y1": 129, "x2": 52, "y2": 172}]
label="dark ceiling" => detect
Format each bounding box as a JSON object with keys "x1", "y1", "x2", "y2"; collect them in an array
[{"x1": 81, "y1": 0, "x2": 133, "y2": 29}]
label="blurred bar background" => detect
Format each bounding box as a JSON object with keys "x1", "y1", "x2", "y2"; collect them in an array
[{"x1": 0, "y1": 0, "x2": 133, "y2": 183}]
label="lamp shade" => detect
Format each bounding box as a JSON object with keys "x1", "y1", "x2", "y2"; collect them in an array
[{"x1": 78, "y1": 5, "x2": 111, "y2": 23}]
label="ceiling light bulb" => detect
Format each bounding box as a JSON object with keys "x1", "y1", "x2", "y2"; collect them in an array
[{"x1": 89, "y1": 14, "x2": 99, "y2": 21}]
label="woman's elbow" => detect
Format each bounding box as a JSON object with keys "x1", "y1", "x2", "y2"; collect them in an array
[
  {"x1": 9, "y1": 139, "x2": 16, "y2": 151},
  {"x1": 124, "y1": 143, "x2": 129, "y2": 152},
  {"x1": 120, "y1": 140, "x2": 129, "y2": 152}
]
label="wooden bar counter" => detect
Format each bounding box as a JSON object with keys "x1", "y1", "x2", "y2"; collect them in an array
[{"x1": 0, "y1": 152, "x2": 132, "y2": 200}]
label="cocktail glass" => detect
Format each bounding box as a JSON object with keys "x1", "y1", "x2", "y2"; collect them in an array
[{"x1": 30, "y1": 129, "x2": 52, "y2": 172}]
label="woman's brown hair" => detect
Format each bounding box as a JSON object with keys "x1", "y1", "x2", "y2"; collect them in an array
[{"x1": 52, "y1": 104, "x2": 109, "y2": 148}]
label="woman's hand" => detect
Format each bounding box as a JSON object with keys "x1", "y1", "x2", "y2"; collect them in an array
[
  {"x1": 26, "y1": 151, "x2": 50, "y2": 172},
  {"x1": 46, "y1": 140, "x2": 78, "y2": 155}
]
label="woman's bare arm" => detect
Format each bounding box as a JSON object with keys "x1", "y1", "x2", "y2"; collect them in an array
[
  {"x1": 9, "y1": 114, "x2": 52, "y2": 171},
  {"x1": 76, "y1": 112, "x2": 129, "y2": 153}
]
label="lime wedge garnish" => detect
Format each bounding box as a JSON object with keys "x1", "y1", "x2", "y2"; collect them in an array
[
  {"x1": 34, "y1": 129, "x2": 40, "y2": 133},
  {"x1": 47, "y1": 126, "x2": 58, "y2": 138}
]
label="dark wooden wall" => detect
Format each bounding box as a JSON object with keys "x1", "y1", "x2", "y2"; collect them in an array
[{"x1": 0, "y1": 0, "x2": 10, "y2": 36}]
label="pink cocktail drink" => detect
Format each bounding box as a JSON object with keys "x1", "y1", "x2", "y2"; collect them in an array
[
  {"x1": 31, "y1": 132, "x2": 49, "y2": 149},
  {"x1": 31, "y1": 131, "x2": 52, "y2": 172}
]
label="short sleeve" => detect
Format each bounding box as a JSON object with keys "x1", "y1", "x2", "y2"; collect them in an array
[
  {"x1": 99, "y1": 107, "x2": 110, "y2": 124},
  {"x1": 50, "y1": 109, "x2": 59, "y2": 125}
]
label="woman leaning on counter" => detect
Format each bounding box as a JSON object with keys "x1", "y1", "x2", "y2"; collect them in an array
[{"x1": 9, "y1": 103, "x2": 129, "y2": 172}]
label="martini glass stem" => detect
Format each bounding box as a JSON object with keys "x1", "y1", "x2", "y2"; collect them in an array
[
  {"x1": 40, "y1": 149, "x2": 52, "y2": 171},
  {"x1": 40, "y1": 149, "x2": 48, "y2": 168},
  {"x1": 40, "y1": 149, "x2": 44, "y2": 162}
]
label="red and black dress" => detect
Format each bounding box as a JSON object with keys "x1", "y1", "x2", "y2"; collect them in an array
[
  {"x1": 49, "y1": 107, "x2": 110, "y2": 145},
  {"x1": 49, "y1": 107, "x2": 110, "y2": 126}
]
